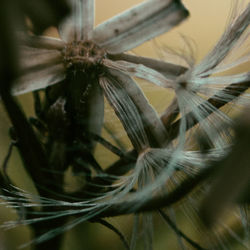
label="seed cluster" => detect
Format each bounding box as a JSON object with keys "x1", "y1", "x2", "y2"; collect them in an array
[{"x1": 62, "y1": 40, "x2": 106, "y2": 71}]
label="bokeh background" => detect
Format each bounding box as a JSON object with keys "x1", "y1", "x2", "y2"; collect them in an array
[{"x1": 0, "y1": 0, "x2": 248, "y2": 249}]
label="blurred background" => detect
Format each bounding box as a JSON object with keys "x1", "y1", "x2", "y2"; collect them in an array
[{"x1": 0, "y1": 0, "x2": 248, "y2": 249}]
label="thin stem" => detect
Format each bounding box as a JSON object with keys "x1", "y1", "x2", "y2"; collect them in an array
[
  {"x1": 158, "y1": 209, "x2": 207, "y2": 250},
  {"x1": 161, "y1": 97, "x2": 179, "y2": 128},
  {"x1": 0, "y1": 90, "x2": 52, "y2": 196},
  {"x1": 83, "y1": 131, "x2": 126, "y2": 158},
  {"x1": 104, "y1": 123, "x2": 127, "y2": 151},
  {"x1": 31, "y1": 217, "x2": 67, "y2": 250},
  {"x1": 94, "y1": 219, "x2": 130, "y2": 250},
  {"x1": 108, "y1": 53, "x2": 187, "y2": 77},
  {"x1": 2, "y1": 141, "x2": 15, "y2": 183}
]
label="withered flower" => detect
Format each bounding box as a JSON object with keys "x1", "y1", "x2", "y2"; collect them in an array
[
  {"x1": 2, "y1": 0, "x2": 190, "y2": 246},
  {"x1": 1, "y1": 1, "x2": 250, "y2": 249},
  {"x1": 13, "y1": 0, "x2": 189, "y2": 154}
]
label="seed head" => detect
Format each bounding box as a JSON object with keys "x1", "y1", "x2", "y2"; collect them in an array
[{"x1": 61, "y1": 40, "x2": 106, "y2": 71}]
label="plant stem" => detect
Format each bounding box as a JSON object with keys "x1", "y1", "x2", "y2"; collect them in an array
[{"x1": 31, "y1": 217, "x2": 67, "y2": 250}]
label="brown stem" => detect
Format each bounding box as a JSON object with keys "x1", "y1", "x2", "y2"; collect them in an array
[{"x1": 0, "y1": 91, "x2": 51, "y2": 196}]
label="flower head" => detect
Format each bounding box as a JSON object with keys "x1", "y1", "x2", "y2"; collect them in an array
[
  {"x1": 13, "y1": 0, "x2": 189, "y2": 95},
  {"x1": 1, "y1": 1, "x2": 249, "y2": 249},
  {"x1": 10, "y1": 0, "x2": 190, "y2": 196},
  {"x1": 2, "y1": 0, "x2": 191, "y2": 245},
  {"x1": 12, "y1": 0, "x2": 189, "y2": 168}
]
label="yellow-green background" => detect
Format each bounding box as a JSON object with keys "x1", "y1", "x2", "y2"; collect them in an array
[{"x1": 0, "y1": 0, "x2": 248, "y2": 249}]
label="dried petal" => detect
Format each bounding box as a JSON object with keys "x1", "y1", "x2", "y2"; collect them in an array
[
  {"x1": 20, "y1": 47, "x2": 62, "y2": 72},
  {"x1": 108, "y1": 53, "x2": 187, "y2": 78},
  {"x1": 93, "y1": 0, "x2": 189, "y2": 53},
  {"x1": 190, "y1": 72, "x2": 250, "y2": 87},
  {"x1": 21, "y1": 34, "x2": 65, "y2": 50},
  {"x1": 103, "y1": 59, "x2": 174, "y2": 88},
  {"x1": 59, "y1": 0, "x2": 95, "y2": 41},
  {"x1": 11, "y1": 64, "x2": 65, "y2": 95},
  {"x1": 81, "y1": 0, "x2": 95, "y2": 39}
]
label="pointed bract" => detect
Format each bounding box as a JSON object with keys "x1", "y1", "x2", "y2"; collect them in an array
[
  {"x1": 103, "y1": 59, "x2": 174, "y2": 88},
  {"x1": 93, "y1": 0, "x2": 189, "y2": 53},
  {"x1": 59, "y1": 0, "x2": 95, "y2": 41},
  {"x1": 21, "y1": 34, "x2": 65, "y2": 50},
  {"x1": 11, "y1": 64, "x2": 65, "y2": 95},
  {"x1": 108, "y1": 69, "x2": 168, "y2": 147}
]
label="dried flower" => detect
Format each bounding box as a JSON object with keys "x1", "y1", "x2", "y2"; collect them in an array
[
  {"x1": 12, "y1": 0, "x2": 189, "y2": 167},
  {"x1": 1, "y1": 0, "x2": 249, "y2": 249},
  {"x1": 1, "y1": 0, "x2": 190, "y2": 246}
]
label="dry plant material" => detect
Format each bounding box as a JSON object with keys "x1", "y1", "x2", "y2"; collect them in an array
[{"x1": 0, "y1": 0, "x2": 250, "y2": 250}]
